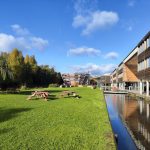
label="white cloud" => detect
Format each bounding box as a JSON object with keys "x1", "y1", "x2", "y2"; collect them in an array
[
  {"x1": 30, "y1": 37, "x2": 49, "y2": 50},
  {"x1": 68, "y1": 46, "x2": 100, "y2": 56},
  {"x1": 0, "y1": 34, "x2": 29, "y2": 51},
  {"x1": 70, "y1": 63, "x2": 116, "y2": 75},
  {"x1": 0, "y1": 34, "x2": 16, "y2": 51},
  {"x1": 74, "y1": 0, "x2": 98, "y2": 15},
  {"x1": 73, "y1": 11, "x2": 119, "y2": 35},
  {"x1": 104, "y1": 52, "x2": 119, "y2": 59},
  {"x1": 73, "y1": 0, "x2": 119, "y2": 35},
  {"x1": 11, "y1": 24, "x2": 30, "y2": 36},
  {"x1": 0, "y1": 24, "x2": 48, "y2": 52},
  {"x1": 72, "y1": 15, "x2": 89, "y2": 28}
]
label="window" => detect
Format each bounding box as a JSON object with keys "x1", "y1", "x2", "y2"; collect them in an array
[
  {"x1": 146, "y1": 57, "x2": 150, "y2": 68},
  {"x1": 138, "y1": 63, "x2": 140, "y2": 71},
  {"x1": 138, "y1": 60, "x2": 146, "y2": 71},
  {"x1": 138, "y1": 42, "x2": 146, "y2": 55},
  {"x1": 142, "y1": 61, "x2": 145, "y2": 70},
  {"x1": 147, "y1": 38, "x2": 150, "y2": 48}
]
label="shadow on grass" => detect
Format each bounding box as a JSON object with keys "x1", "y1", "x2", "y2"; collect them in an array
[
  {"x1": 27, "y1": 94, "x2": 59, "y2": 101},
  {"x1": 48, "y1": 95, "x2": 59, "y2": 100},
  {"x1": 63, "y1": 96, "x2": 82, "y2": 99},
  {"x1": 0, "y1": 127, "x2": 14, "y2": 135},
  {"x1": 0, "y1": 107, "x2": 33, "y2": 123}
]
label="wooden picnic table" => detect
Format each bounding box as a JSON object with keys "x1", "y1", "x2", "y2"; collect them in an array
[
  {"x1": 60, "y1": 90, "x2": 80, "y2": 99},
  {"x1": 27, "y1": 91, "x2": 49, "y2": 101}
]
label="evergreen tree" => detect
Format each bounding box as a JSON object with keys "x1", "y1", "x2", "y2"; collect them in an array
[{"x1": 0, "y1": 57, "x2": 13, "y2": 80}]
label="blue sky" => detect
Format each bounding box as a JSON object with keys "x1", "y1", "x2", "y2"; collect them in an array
[{"x1": 0, "y1": 0, "x2": 150, "y2": 75}]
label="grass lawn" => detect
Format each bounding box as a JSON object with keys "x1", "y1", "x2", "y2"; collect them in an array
[{"x1": 0, "y1": 87, "x2": 115, "y2": 150}]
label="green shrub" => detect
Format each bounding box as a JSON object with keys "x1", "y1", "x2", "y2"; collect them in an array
[{"x1": 20, "y1": 85, "x2": 27, "y2": 90}]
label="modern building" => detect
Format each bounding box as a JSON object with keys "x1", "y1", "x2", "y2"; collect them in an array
[
  {"x1": 137, "y1": 31, "x2": 150, "y2": 96},
  {"x1": 111, "y1": 31, "x2": 150, "y2": 96}
]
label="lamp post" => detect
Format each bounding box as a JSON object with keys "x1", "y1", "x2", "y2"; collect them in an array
[{"x1": 105, "y1": 76, "x2": 106, "y2": 91}]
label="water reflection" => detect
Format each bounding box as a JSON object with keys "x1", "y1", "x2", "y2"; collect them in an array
[{"x1": 105, "y1": 94, "x2": 150, "y2": 150}]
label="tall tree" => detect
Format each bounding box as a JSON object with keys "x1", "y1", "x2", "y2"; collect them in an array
[
  {"x1": 0, "y1": 56, "x2": 13, "y2": 80},
  {"x1": 7, "y1": 48, "x2": 24, "y2": 83},
  {"x1": 29, "y1": 56, "x2": 37, "y2": 66},
  {"x1": 24, "y1": 54, "x2": 30, "y2": 64}
]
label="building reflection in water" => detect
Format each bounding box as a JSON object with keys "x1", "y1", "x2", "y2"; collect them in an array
[{"x1": 111, "y1": 94, "x2": 150, "y2": 150}]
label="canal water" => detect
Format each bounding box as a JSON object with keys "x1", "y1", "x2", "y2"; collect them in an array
[{"x1": 105, "y1": 94, "x2": 150, "y2": 150}]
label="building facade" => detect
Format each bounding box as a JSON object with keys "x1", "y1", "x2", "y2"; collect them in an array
[
  {"x1": 137, "y1": 31, "x2": 150, "y2": 95},
  {"x1": 111, "y1": 31, "x2": 150, "y2": 96}
]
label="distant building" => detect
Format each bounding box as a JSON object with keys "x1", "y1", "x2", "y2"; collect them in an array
[
  {"x1": 93, "y1": 75, "x2": 111, "y2": 89},
  {"x1": 61, "y1": 73, "x2": 90, "y2": 86},
  {"x1": 111, "y1": 69, "x2": 118, "y2": 88}
]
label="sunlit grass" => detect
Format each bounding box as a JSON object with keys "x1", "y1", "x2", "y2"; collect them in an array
[{"x1": 0, "y1": 87, "x2": 115, "y2": 150}]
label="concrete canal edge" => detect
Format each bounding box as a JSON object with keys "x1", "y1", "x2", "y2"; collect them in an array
[
  {"x1": 102, "y1": 90, "x2": 117, "y2": 149},
  {"x1": 128, "y1": 92, "x2": 150, "y2": 101}
]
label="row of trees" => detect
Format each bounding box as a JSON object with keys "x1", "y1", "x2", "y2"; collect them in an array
[{"x1": 0, "y1": 48, "x2": 63, "y2": 90}]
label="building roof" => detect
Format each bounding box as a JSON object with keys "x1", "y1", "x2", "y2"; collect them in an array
[
  {"x1": 111, "y1": 31, "x2": 150, "y2": 74},
  {"x1": 137, "y1": 31, "x2": 150, "y2": 47}
]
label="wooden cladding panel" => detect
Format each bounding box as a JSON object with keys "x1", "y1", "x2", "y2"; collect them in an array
[
  {"x1": 123, "y1": 53, "x2": 138, "y2": 82},
  {"x1": 127, "y1": 64, "x2": 138, "y2": 76},
  {"x1": 123, "y1": 65, "x2": 138, "y2": 82},
  {"x1": 137, "y1": 70, "x2": 145, "y2": 80},
  {"x1": 126, "y1": 53, "x2": 137, "y2": 64}
]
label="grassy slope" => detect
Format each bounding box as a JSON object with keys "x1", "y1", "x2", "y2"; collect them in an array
[{"x1": 0, "y1": 87, "x2": 115, "y2": 150}]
